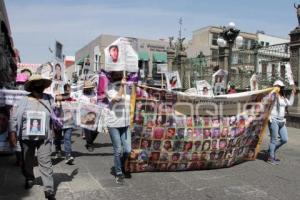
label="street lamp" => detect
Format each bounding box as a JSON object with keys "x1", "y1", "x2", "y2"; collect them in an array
[{"x1": 217, "y1": 22, "x2": 243, "y2": 83}]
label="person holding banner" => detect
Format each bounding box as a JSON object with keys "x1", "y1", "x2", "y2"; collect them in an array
[
  {"x1": 54, "y1": 84, "x2": 75, "y2": 165},
  {"x1": 9, "y1": 74, "x2": 55, "y2": 200},
  {"x1": 80, "y1": 80, "x2": 98, "y2": 152},
  {"x1": 267, "y1": 80, "x2": 296, "y2": 165},
  {"x1": 106, "y1": 71, "x2": 132, "y2": 184}
]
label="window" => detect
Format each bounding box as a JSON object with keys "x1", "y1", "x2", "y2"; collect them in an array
[
  {"x1": 212, "y1": 33, "x2": 218, "y2": 46},
  {"x1": 266, "y1": 42, "x2": 269, "y2": 46},
  {"x1": 211, "y1": 49, "x2": 219, "y2": 61},
  {"x1": 260, "y1": 41, "x2": 265, "y2": 46}
]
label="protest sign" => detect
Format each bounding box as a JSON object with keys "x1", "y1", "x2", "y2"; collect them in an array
[
  {"x1": 195, "y1": 80, "x2": 213, "y2": 96},
  {"x1": 128, "y1": 85, "x2": 276, "y2": 172},
  {"x1": 26, "y1": 111, "x2": 46, "y2": 136},
  {"x1": 250, "y1": 74, "x2": 259, "y2": 91},
  {"x1": 104, "y1": 37, "x2": 138, "y2": 72},
  {"x1": 61, "y1": 102, "x2": 78, "y2": 129},
  {"x1": 77, "y1": 103, "x2": 102, "y2": 131},
  {"x1": 165, "y1": 71, "x2": 182, "y2": 90},
  {"x1": 212, "y1": 69, "x2": 228, "y2": 95},
  {"x1": 157, "y1": 64, "x2": 168, "y2": 74},
  {"x1": 52, "y1": 61, "x2": 65, "y2": 82}
]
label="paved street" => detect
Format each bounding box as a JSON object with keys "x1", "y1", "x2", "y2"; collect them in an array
[{"x1": 1, "y1": 127, "x2": 300, "y2": 200}]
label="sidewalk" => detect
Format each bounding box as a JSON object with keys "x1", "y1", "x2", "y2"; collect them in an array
[{"x1": 1, "y1": 127, "x2": 300, "y2": 200}]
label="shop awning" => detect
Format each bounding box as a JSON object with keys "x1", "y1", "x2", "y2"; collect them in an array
[
  {"x1": 76, "y1": 55, "x2": 89, "y2": 65},
  {"x1": 138, "y1": 51, "x2": 149, "y2": 61},
  {"x1": 153, "y1": 52, "x2": 167, "y2": 63},
  {"x1": 76, "y1": 58, "x2": 84, "y2": 65}
]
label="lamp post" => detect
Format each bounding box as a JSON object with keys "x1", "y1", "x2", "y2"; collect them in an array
[{"x1": 217, "y1": 22, "x2": 243, "y2": 84}]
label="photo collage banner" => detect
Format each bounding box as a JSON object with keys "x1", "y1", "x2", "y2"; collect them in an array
[{"x1": 128, "y1": 86, "x2": 277, "y2": 172}]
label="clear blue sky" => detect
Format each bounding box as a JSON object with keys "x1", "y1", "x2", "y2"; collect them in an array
[{"x1": 6, "y1": 0, "x2": 297, "y2": 63}]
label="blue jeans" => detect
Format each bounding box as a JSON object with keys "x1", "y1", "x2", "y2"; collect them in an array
[
  {"x1": 63, "y1": 128, "x2": 73, "y2": 156},
  {"x1": 108, "y1": 127, "x2": 131, "y2": 176},
  {"x1": 268, "y1": 120, "x2": 288, "y2": 159}
]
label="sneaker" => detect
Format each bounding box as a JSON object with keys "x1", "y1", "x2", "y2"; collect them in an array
[
  {"x1": 85, "y1": 144, "x2": 94, "y2": 152},
  {"x1": 267, "y1": 157, "x2": 279, "y2": 165},
  {"x1": 65, "y1": 156, "x2": 74, "y2": 165},
  {"x1": 115, "y1": 174, "x2": 125, "y2": 185},
  {"x1": 44, "y1": 191, "x2": 56, "y2": 200},
  {"x1": 55, "y1": 151, "x2": 62, "y2": 159},
  {"x1": 25, "y1": 179, "x2": 34, "y2": 190}
]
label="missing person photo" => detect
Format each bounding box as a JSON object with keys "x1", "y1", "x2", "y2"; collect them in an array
[
  {"x1": 26, "y1": 111, "x2": 46, "y2": 136},
  {"x1": 77, "y1": 103, "x2": 101, "y2": 130},
  {"x1": 109, "y1": 45, "x2": 119, "y2": 63}
]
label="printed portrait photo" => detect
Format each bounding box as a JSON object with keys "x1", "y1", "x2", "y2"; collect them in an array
[{"x1": 26, "y1": 111, "x2": 46, "y2": 136}]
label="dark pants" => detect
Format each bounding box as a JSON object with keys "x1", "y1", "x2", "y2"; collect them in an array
[
  {"x1": 83, "y1": 128, "x2": 99, "y2": 147},
  {"x1": 54, "y1": 128, "x2": 73, "y2": 156},
  {"x1": 20, "y1": 139, "x2": 54, "y2": 192}
]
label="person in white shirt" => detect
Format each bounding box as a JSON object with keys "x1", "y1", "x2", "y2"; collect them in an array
[
  {"x1": 267, "y1": 80, "x2": 296, "y2": 165},
  {"x1": 106, "y1": 71, "x2": 131, "y2": 185}
]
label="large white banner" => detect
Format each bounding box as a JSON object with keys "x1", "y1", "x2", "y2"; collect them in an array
[
  {"x1": 0, "y1": 89, "x2": 29, "y2": 106},
  {"x1": 104, "y1": 37, "x2": 138, "y2": 72}
]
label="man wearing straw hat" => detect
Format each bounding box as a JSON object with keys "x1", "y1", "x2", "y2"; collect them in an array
[{"x1": 9, "y1": 74, "x2": 55, "y2": 200}]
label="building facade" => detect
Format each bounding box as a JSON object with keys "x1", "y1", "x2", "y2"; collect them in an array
[
  {"x1": 256, "y1": 33, "x2": 289, "y2": 78},
  {"x1": 0, "y1": 0, "x2": 18, "y2": 88},
  {"x1": 75, "y1": 34, "x2": 169, "y2": 82},
  {"x1": 186, "y1": 26, "x2": 257, "y2": 72}
]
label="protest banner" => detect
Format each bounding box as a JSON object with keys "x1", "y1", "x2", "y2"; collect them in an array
[
  {"x1": 104, "y1": 37, "x2": 138, "y2": 72},
  {"x1": 0, "y1": 89, "x2": 29, "y2": 106},
  {"x1": 128, "y1": 85, "x2": 277, "y2": 172},
  {"x1": 165, "y1": 71, "x2": 182, "y2": 91},
  {"x1": 212, "y1": 69, "x2": 228, "y2": 95},
  {"x1": 195, "y1": 80, "x2": 213, "y2": 96}
]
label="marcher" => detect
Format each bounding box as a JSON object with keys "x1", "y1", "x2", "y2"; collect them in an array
[
  {"x1": 106, "y1": 71, "x2": 132, "y2": 184},
  {"x1": 267, "y1": 80, "x2": 296, "y2": 165},
  {"x1": 80, "y1": 80, "x2": 98, "y2": 152},
  {"x1": 227, "y1": 83, "x2": 237, "y2": 94},
  {"x1": 9, "y1": 74, "x2": 56, "y2": 200},
  {"x1": 13, "y1": 73, "x2": 30, "y2": 165},
  {"x1": 54, "y1": 84, "x2": 75, "y2": 164}
]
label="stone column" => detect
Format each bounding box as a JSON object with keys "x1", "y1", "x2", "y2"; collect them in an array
[{"x1": 289, "y1": 28, "x2": 300, "y2": 107}]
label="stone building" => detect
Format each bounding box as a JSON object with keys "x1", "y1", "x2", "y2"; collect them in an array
[{"x1": 0, "y1": 0, "x2": 18, "y2": 88}]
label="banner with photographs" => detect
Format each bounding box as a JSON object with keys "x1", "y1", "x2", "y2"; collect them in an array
[
  {"x1": 26, "y1": 111, "x2": 46, "y2": 136},
  {"x1": 165, "y1": 71, "x2": 182, "y2": 90},
  {"x1": 212, "y1": 69, "x2": 228, "y2": 95},
  {"x1": 128, "y1": 85, "x2": 277, "y2": 172},
  {"x1": 61, "y1": 102, "x2": 78, "y2": 129},
  {"x1": 195, "y1": 80, "x2": 213, "y2": 96},
  {"x1": 77, "y1": 103, "x2": 102, "y2": 131},
  {"x1": 104, "y1": 37, "x2": 138, "y2": 72}
]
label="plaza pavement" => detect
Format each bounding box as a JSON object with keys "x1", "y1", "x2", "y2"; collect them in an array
[{"x1": 1, "y1": 127, "x2": 300, "y2": 200}]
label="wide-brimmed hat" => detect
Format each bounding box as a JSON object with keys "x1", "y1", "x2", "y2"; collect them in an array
[
  {"x1": 273, "y1": 80, "x2": 284, "y2": 87},
  {"x1": 83, "y1": 80, "x2": 95, "y2": 89},
  {"x1": 24, "y1": 74, "x2": 52, "y2": 92}
]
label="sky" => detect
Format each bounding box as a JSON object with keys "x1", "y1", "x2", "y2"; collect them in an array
[{"x1": 5, "y1": 0, "x2": 298, "y2": 63}]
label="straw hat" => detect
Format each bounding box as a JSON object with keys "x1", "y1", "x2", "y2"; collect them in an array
[
  {"x1": 24, "y1": 74, "x2": 52, "y2": 92},
  {"x1": 83, "y1": 80, "x2": 95, "y2": 89}
]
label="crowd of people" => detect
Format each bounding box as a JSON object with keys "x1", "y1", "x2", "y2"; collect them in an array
[{"x1": 0, "y1": 67, "x2": 297, "y2": 199}]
